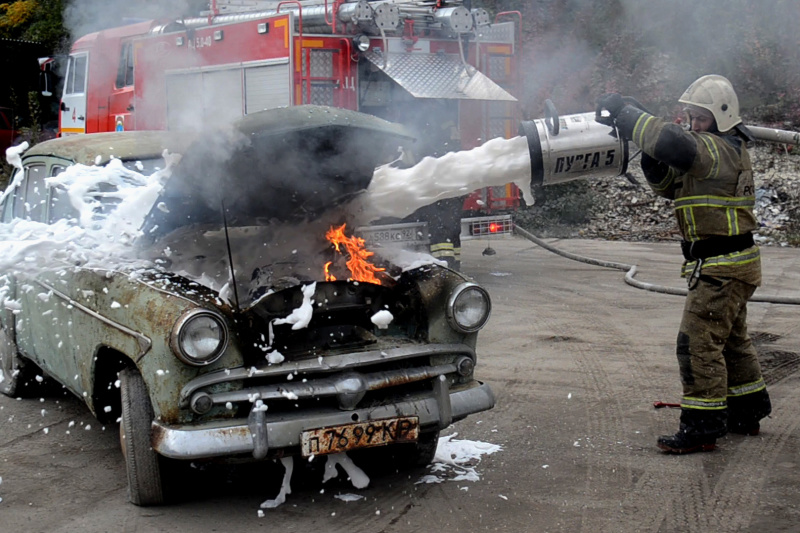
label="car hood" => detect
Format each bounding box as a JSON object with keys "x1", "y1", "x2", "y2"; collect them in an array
[{"x1": 141, "y1": 105, "x2": 413, "y2": 239}]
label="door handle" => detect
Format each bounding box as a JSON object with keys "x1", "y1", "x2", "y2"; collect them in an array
[
  {"x1": 78, "y1": 116, "x2": 85, "y2": 121},
  {"x1": 60, "y1": 101, "x2": 70, "y2": 112},
  {"x1": 126, "y1": 104, "x2": 134, "y2": 112}
]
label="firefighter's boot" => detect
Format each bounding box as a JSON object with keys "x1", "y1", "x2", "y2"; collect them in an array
[
  {"x1": 657, "y1": 408, "x2": 725, "y2": 454},
  {"x1": 657, "y1": 431, "x2": 716, "y2": 454},
  {"x1": 727, "y1": 388, "x2": 771, "y2": 436}
]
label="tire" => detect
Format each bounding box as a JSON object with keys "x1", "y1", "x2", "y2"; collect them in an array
[
  {"x1": 385, "y1": 430, "x2": 440, "y2": 470},
  {"x1": 403, "y1": 429, "x2": 440, "y2": 467},
  {"x1": 349, "y1": 430, "x2": 441, "y2": 475},
  {"x1": 119, "y1": 367, "x2": 164, "y2": 506},
  {"x1": 0, "y1": 327, "x2": 33, "y2": 397}
]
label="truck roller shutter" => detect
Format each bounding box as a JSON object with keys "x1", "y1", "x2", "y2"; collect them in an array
[
  {"x1": 245, "y1": 60, "x2": 291, "y2": 114},
  {"x1": 166, "y1": 68, "x2": 244, "y2": 130},
  {"x1": 166, "y1": 72, "x2": 201, "y2": 130}
]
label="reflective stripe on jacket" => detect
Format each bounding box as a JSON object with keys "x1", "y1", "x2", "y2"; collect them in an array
[{"x1": 615, "y1": 106, "x2": 761, "y2": 285}]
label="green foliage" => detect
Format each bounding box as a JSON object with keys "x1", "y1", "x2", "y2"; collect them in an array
[
  {"x1": 0, "y1": 0, "x2": 37, "y2": 29},
  {"x1": 16, "y1": 90, "x2": 43, "y2": 144},
  {"x1": 0, "y1": 0, "x2": 66, "y2": 50},
  {"x1": 22, "y1": 0, "x2": 67, "y2": 50}
]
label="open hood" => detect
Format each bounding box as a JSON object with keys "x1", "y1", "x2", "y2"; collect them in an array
[
  {"x1": 142, "y1": 105, "x2": 414, "y2": 238},
  {"x1": 364, "y1": 50, "x2": 517, "y2": 102}
]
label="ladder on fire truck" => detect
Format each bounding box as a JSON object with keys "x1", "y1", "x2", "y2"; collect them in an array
[{"x1": 205, "y1": 1, "x2": 523, "y2": 121}]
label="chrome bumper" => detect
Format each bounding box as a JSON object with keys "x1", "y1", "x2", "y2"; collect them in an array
[{"x1": 152, "y1": 381, "x2": 495, "y2": 460}]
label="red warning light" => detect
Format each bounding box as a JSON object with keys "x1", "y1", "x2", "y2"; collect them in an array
[{"x1": 489, "y1": 222, "x2": 498, "y2": 233}]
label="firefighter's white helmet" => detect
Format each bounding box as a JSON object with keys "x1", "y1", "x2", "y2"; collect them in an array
[{"x1": 678, "y1": 75, "x2": 741, "y2": 132}]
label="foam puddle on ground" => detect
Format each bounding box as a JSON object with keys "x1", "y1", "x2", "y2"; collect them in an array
[
  {"x1": 418, "y1": 434, "x2": 502, "y2": 484},
  {"x1": 256, "y1": 434, "x2": 501, "y2": 512}
]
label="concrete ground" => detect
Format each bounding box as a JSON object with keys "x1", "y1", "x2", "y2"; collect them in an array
[{"x1": 1, "y1": 236, "x2": 798, "y2": 532}]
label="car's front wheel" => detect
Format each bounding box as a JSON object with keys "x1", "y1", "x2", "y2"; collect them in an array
[
  {"x1": 119, "y1": 367, "x2": 164, "y2": 506},
  {"x1": 399, "y1": 429, "x2": 440, "y2": 467},
  {"x1": 0, "y1": 327, "x2": 33, "y2": 397}
]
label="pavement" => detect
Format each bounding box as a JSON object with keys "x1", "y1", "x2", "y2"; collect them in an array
[{"x1": 1, "y1": 236, "x2": 799, "y2": 532}]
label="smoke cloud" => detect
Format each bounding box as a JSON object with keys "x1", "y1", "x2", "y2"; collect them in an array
[
  {"x1": 63, "y1": 0, "x2": 203, "y2": 40},
  {"x1": 514, "y1": 0, "x2": 800, "y2": 123}
]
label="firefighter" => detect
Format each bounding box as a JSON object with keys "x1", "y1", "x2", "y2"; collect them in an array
[{"x1": 597, "y1": 75, "x2": 772, "y2": 454}]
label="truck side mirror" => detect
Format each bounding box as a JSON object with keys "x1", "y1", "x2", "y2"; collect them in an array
[{"x1": 39, "y1": 57, "x2": 55, "y2": 97}]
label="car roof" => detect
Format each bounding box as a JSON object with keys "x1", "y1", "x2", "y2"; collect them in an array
[
  {"x1": 22, "y1": 131, "x2": 196, "y2": 166},
  {"x1": 21, "y1": 107, "x2": 412, "y2": 168}
]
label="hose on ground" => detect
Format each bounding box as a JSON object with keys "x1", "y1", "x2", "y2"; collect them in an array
[{"x1": 513, "y1": 225, "x2": 800, "y2": 305}]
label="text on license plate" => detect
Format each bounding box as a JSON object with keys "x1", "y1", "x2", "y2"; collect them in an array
[
  {"x1": 300, "y1": 416, "x2": 419, "y2": 456},
  {"x1": 361, "y1": 228, "x2": 420, "y2": 243}
]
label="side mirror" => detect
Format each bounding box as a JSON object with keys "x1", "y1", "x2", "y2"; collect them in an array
[{"x1": 38, "y1": 57, "x2": 56, "y2": 97}]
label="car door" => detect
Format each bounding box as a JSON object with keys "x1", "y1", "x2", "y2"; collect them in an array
[
  {"x1": 0, "y1": 175, "x2": 20, "y2": 345},
  {"x1": 11, "y1": 160, "x2": 85, "y2": 392},
  {"x1": 36, "y1": 162, "x2": 96, "y2": 395},
  {"x1": 6, "y1": 163, "x2": 48, "y2": 362}
]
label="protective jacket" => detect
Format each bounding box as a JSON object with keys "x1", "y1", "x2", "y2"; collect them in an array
[
  {"x1": 614, "y1": 106, "x2": 760, "y2": 286},
  {"x1": 613, "y1": 105, "x2": 770, "y2": 440}
]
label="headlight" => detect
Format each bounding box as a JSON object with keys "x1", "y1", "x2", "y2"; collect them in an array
[
  {"x1": 170, "y1": 310, "x2": 228, "y2": 366},
  {"x1": 446, "y1": 283, "x2": 491, "y2": 333}
]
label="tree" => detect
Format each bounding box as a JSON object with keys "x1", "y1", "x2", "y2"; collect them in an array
[{"x1": 0, "y1": 0, "x2": 67, "y2": 50}]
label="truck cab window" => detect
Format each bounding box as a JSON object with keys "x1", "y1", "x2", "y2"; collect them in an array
[
  {"x1": 116, "y1": 42, "x2": 134, "y2": 88},
  {"x1": 66, "y1": 54, "x2": 88, "y2": 95}
]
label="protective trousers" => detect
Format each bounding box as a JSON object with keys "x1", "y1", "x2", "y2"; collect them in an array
[
  {"x1": 676, "y1": 276, "x2": 771, "y2": 438},
  {"x1": 413, "y1": 197, "x2": 463, "y2": 270}
]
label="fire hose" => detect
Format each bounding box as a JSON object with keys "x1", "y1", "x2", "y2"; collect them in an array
[
  {"x1": 512, "y1": 225, "x2": 800, "y2": 410},
  {"x1": 513, "y1": 225, "x2": 800, "y2": 305}
]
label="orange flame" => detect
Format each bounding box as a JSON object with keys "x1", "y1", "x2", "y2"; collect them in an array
[
  {"x1": 325, "y1": 223, "x2": 385, "y2": 284},
  {"x1": 324, "y1": 261, "x2": 336, "y2": 281}
]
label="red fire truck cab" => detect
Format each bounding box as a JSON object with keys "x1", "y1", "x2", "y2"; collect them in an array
[{"x1": 60, "y1": 0, "x2": 522, "y2": 213}]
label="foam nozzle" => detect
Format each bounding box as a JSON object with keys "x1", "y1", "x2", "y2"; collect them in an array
[
  {"x1": 518, "y1": 101, "x2": 628, "y2": 188},
  {"x1": 519, "y1": 119, "x2": 544, "y2": 189}
]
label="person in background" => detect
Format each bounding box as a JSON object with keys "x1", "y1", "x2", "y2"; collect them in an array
[
  {"x1": 400, "y1": 100, "x2": 464, "y2": 270},
  {"x1": 596, "y1": 75, "x2": 772, "y2": 454}
]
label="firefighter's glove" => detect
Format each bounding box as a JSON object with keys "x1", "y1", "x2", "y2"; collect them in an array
[{"x1": 596, "y1": 93, "x2": 626, "y2": 127}]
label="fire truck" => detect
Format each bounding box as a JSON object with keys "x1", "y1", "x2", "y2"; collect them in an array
[{"x1": 59, "y1": 0, "x2": 523, "y2": 216}]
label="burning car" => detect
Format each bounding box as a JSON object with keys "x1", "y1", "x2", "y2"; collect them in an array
[{"x1": 0, "y1": 105, "x2": 495, "y2": 506}]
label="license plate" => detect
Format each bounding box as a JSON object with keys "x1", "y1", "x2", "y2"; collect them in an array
[
  {"x1": 357, "y1": 223, "x2": 427, "y2": 245},
  {"x1": 300, "y1": 416, "x2": 419, "y2": 456}
]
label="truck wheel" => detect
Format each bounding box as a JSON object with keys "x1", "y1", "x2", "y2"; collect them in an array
[
  {"x1": 119, "y1": 367, "x2": 164, "y2": 506},
  {"x1": 0, "y1": 327, "x2": 33, "y2": 397}
]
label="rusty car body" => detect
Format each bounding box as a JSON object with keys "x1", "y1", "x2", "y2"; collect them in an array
[{"x1": 0, "y1": 105, "x2": 495, "y2": 506}]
